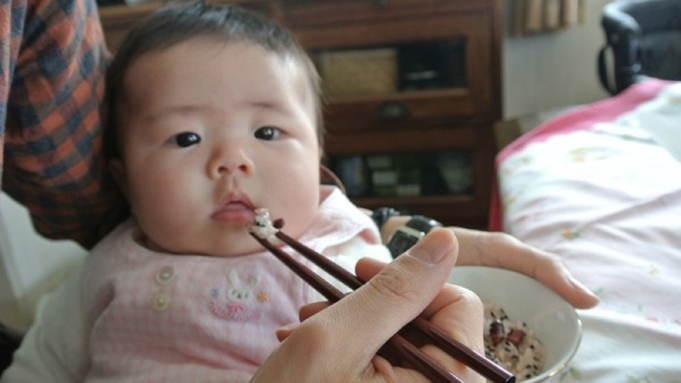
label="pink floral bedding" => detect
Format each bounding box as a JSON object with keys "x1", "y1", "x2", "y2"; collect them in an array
[{"x1": 490, "y1": 79, "x2": 681, "y2": 382}]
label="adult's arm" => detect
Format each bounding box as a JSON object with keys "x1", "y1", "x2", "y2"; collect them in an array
[
  {"x1": 380, "y1": 217, "x2": 599, "y2": 309},
  {"x1": 2, "y1": 0, "x2": 127, "y2": 249},
  {"x1": 0, "y1": 266, "x2": 88, "y2": 383}
]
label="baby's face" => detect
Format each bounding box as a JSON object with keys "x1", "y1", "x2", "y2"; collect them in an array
[{"x1": 111, "y1": 38, "x2": 321, "y2": 256}]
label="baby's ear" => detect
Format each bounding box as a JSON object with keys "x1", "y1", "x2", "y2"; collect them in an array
[{"x1": 108, "y1": 159, "x2": 129, "y2": 197}]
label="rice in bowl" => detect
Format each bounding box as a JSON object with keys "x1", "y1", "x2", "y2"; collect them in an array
[
  {"x1": 448, "y1": 266, "x2": 582, "y2": 383},
  {"x1": 484, "y1": 302, "x2": 544, "y2": 382}
]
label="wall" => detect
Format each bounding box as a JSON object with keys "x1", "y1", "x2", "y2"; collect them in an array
[
  {"x1": 0, "y1": 193, "x2": 86, "y2": 330},
  {"x1": 502, "y1": 0, "x2": 614, "y2": 119}
]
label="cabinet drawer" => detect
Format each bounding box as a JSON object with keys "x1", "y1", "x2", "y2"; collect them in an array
[
  {"x1": 296, "y1": 12, "x2": 499, "y2": 132},
  {"x1": 323, "y1": 124, "x2": 481, "y2": 155},
  {"x1": 99, "y1": 0, "x2": 271, "y2": 51},
  {"x1": 280, "y1": 0, "x2": 497, "y2": 26},
  {"x1": 323, "y1": 89, "x2": 481, "y2": 133},
  {"x1": 281, "y1": 0, "x2": 436, "y2": 26}
]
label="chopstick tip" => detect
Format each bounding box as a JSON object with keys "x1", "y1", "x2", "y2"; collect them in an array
[{"x1": 248, "y1": 208, "x2": 280, "y2": 242}]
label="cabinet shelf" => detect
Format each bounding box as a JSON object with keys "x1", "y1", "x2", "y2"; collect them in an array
[
  {"x1": 98, "y1": 0, "x2": 272, "y2": 50},
  {"x1": 355, "y1": 194, "x2": 474, "y2": 206},
  {"x1": 326, "y1": 87, "x2": 470, "y2": 104},
  {"x1": 353, "y1": 194, "x2": 486, "y2": 229}
]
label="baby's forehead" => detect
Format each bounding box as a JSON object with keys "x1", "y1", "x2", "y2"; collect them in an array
[
  {"x1": 129, "y1": 37, "x2": 314, "y2": 90},
  {"x1": 119, "y1": 37, "x2": 320, "y2": 132}
]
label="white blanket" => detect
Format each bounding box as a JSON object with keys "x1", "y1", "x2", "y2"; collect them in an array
[{"x1": 494, "y1": 79, "x2": 681, "y2": 382}]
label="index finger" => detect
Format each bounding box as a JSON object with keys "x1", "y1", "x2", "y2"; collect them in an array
[
  {"x1": 311, "y1": 228, "x2": 459, "y2": 365},
  {"x1": 355, "y1": 248, "x2": 486, "y2": 383}
]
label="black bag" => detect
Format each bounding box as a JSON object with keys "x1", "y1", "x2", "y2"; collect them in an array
[
  {"x1": 597, "y1": 0, "x2": 681, "y2": 95},
  {"x1": 0, "y1": 322, "x2": 22, "y2": 374}
]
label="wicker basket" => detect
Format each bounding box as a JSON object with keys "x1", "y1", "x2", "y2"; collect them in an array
[{"x1": 318, "y1": 48, "x2": 398, "y2": 96}]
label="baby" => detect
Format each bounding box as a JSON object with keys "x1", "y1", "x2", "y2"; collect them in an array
[{"x1": 95, "y1": 2, "x2": 396, "y2": 381}]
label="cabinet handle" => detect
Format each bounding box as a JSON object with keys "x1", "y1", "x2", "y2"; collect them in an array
[
  {"x1": 376, "y1": 101, "x2": 409, "y2": 120},
  {"x1": 373, "y1": 0, "x2": 389, "y2": 9}
]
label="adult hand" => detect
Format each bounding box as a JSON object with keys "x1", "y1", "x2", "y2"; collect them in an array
[
  {"x1": 450, "y1": 227, "x2": 599, "y2": 309},
  {"x1": 250, "y1": 228, "x2": 485, "y2": 383},
  {"x1": 378, "y1": 217, "x2": 598, "y2": 309}
]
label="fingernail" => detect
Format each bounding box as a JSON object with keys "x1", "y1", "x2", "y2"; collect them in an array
[
  {"x1": 407, "y1": 234, "x2": 447, "y2": 264},
  {"x1": 571, "y1": 277, "x2": 600, "y2": 301},
  {"x1": 277, "y1": 323, "x2": 297, "y2": 332}
]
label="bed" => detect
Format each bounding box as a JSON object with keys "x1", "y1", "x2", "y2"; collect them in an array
[{"x1": 490, "y1": 78, "x2": 681, "y2": 382}]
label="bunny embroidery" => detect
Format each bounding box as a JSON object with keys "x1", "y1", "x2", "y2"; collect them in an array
[{"x1": 209, "y1": 270, "x2": 266, "y2": 322}]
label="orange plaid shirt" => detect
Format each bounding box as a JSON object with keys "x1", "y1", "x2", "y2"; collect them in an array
[{"x1": 0, "y1": 0, "x2": 126, "y2": 249}]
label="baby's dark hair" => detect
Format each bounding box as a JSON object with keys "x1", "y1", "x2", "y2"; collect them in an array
[{"x1": 103, "y1": 2, "x2": 323, "y2": 161}]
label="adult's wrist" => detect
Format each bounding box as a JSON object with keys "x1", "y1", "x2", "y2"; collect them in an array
[
  {"x1": 370, "y1": 207, "x2": 401, "y2": 230},
  {"x1": 385, "y1": 215, "x2": 443, "y2": 258},
  {"x1": 371, "y1": 207, "x2": 404, "y2": 242}
]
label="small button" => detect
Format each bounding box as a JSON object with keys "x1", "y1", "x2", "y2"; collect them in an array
[
  {"x1": 152, "y1": 292, "x2": 170, "y2": 311},
  {"x1": 155, "y1": 266, "x2": 175, "y2": 285}
]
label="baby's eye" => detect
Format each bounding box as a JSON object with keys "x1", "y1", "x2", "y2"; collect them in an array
[
  {"x1": 171, "y1": 132, "x2": 201, "y2": 147},
  {"x1": 254, "y1": 126, "x2": 281, "y2": 141}
]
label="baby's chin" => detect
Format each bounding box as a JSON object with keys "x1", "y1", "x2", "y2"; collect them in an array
[
  {"x1": 140, "y1": 231, "x2": 263, "y2": 258},
  {"x1": 204, "y1": 240, "x2": 266, "y2": 258}
]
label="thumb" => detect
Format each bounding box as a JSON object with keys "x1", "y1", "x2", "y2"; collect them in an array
[{"x1": 320, "y1": 228, "x2": 459, "y2": 362}]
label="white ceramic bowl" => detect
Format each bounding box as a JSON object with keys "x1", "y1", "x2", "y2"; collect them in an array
[{"x1": 448, "y1": 266, "x2": 582, "y2": 383}]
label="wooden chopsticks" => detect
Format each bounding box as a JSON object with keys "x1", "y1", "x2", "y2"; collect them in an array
[{"x1": 249, "y1": 219, "x2": 515, "y2": 383}]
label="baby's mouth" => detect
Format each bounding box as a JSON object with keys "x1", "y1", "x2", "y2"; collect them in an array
[
  {"x1": 211, "y1": 196, "x2": 256, "y2": 223},
  {"x1": 219, "y1": 201, "x2": 252, "y2": 211}
]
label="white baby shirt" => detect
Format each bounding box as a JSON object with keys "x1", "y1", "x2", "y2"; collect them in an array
[{"x1": 81, "y1": 187, "x2": 390, "y2": 382}]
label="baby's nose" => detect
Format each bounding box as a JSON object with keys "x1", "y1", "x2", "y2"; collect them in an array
[{"x1": 207, "y1": 143, "x2": 254, "y2": 177}]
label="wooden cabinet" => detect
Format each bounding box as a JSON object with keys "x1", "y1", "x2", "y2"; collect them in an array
[
  {"x1": 98, "y1": 0, "x2": 273, "y2": 50},
  {"x1": 98, "y1": 0, "x2": 502, "y2": 229}
]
